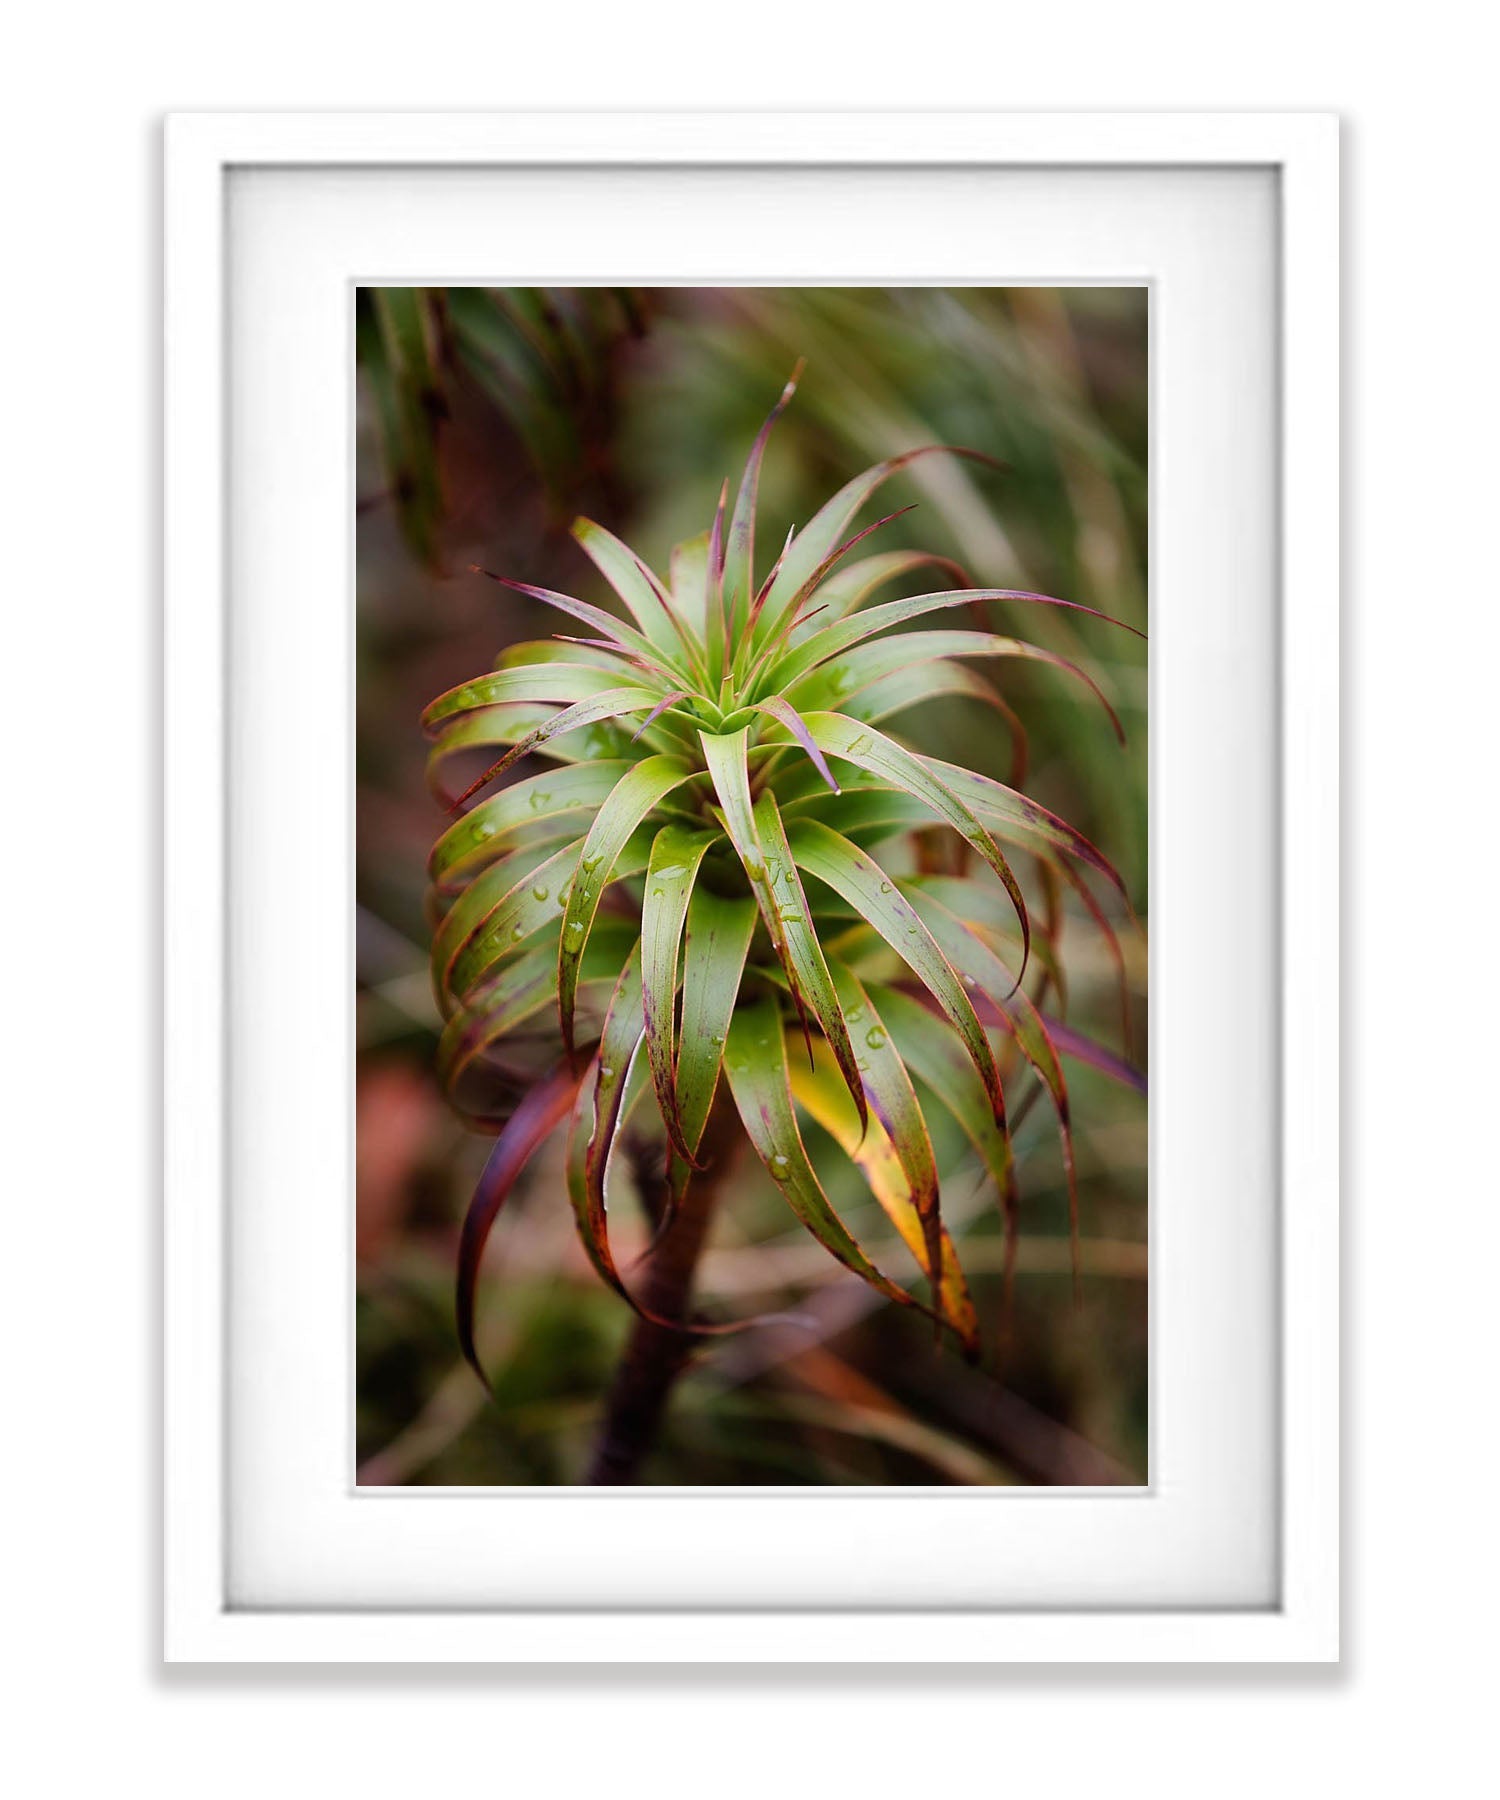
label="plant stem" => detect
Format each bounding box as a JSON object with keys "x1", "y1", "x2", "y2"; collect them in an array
[{"x1": 584, "y1": 1100, "x2": 739, "y2": 1485}]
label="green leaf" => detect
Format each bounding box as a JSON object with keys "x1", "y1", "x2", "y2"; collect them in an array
[
  {"x1": 557, "y1": 757, "x2": 697, "y2": 1058},
  {"x1": 421, "y1": 662, "x2": 633, "y2": 734},
  {"x1": 786, "y1": 818, "x2": 1005, "y2": 1127},
  {"x1": 567, "y1": 945, "x2": 781, "y2": 1338},
  {"x1": 790, "y1": 548, "x2": 970, "y2": 637},
  {"x1": 724, "y1": 363, "x2": 802, "y2": 649},
  {"x1": 903, "y1": 884, "x2": 1079, "y2": 1277},
  {"x1": 839, "y1": 667, "x2": 1028, "y2": 771},
  {"x1": 427, "y1": 760, "x2": 630, "y2": 894},
  {"x1": 723, "y1": 994, "x2": 926, "y2": 1318},
  {"x1": 669, "y1": 885, "x2": 758, "y2": 1198},
  {"x1": 456, "y1": 1057, "x2": 592, "y2": 1388},
  {"x1": 751, "y1": 792, "x2": 868, "y2": 1133},
  {"x1": 438, "y1": 922, "x2": 637, "y2": 1099},
  {"x1": 752, "y1": 446, "x2": 989, "y2": 648},
  {"x1": 443, "y1": 685, "x2": 666, "y2": 811},
  {"x1": 922, "y1": 755, "x2": 1127, "y2": 898},
  {"x1": 801, "y1": 711, "x2": 1031, "y2": 977},
  {"x1": 869, "y1": 982, "x2": 1020, "y2": 1298},
  {"x1": 769, "y1": 584, "x2": 1139, "y2": 694},
  {"x1": 473, "y1": 569, "x2": 689, "y2": 685},
  {"x1": 564, "y1": 943, "x2": 648, "y2": 1306},
  {"x1": 790, "y1": 630, "x2": 1120, "y2": 735},
  {"x1": 699, "y1": 726, "x2": 765, "y2": 882},
  {"x1": 572, "y1": 516, "x2": 707, "y2": 675},
  {"x1": 747, "y1": 696, "x2": 841, "y2": 794},
  {"x1": 788, "y1": 1039, "x2": 977, "y2": 1356},
  {"x1": 668, "y1": 529, "x2": 711, "y2": 640},
  {"x1": 827, "y1": 963, "x2": 943, "y2": 1309},
  {"x1": 869, "y1": 983, "x2": 1017, "y2": 1222},
  {"x1": 433, "y1": 838, "x2": 581, "y2": 1013},
  {"x1": 640, "y1": 824, "x2": 720, "y2": 1162},
  {"x1": 443, "y1": 829, "x2": 653, "y2": 1010}
]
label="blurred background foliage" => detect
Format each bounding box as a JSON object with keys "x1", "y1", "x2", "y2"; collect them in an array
[{"x1": 356, "y1": 286, "x2": 1147, "y2": 1486}]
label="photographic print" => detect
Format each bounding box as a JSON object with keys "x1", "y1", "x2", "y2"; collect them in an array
[{"x1": 355, "y1": 286, "x2": 1147, "y2": 1487}]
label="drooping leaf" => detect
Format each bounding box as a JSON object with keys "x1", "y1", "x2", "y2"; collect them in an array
[
  {"x1": 871, "y1": 981, "x2": 1021, "y2": 1308},
  {"x1": 789, "y1": 1038, "x2": 978, "y2": 1356},
  {"x1": 922, "y1": 754, "x2": 1127, "y2": 898},
  {"x1": 564, "y1": 945, "x2": 649, "y2": 1306},
  {"x1": 827, "y1": 963, "x2": 943, "y2": 1309},
  {"x1": 723, "y1": 995, "x2": 929, "y2": 1319},
  {"x1": 438, "y1": 921, "x2": 637, "y2": 1098},
  {"x1": 444, "y1": 828, "x2": 654, "y2": 1010},
  {"x1": 433, "y1": 838, "x2": 582, "y2": 1013},
  {"x1": 903, "y1": 884, "x2": 1080, "y2": 1282},
  {"x1": 456, "y1": 1057, "x2": 593, "y2": 1387}
]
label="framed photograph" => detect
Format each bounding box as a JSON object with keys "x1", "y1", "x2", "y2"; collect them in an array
[{"x1": 164, "y1": 112, "x2": 1338, "y2": 1662}]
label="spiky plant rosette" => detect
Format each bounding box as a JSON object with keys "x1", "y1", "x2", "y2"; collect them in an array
[{"x1": 425, "y1": 367, "x2": 1143, "y2": 1378}]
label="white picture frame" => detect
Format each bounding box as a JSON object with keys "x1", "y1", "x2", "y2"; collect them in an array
[{"x1": 164, "y1": 111, "x2": 1338, "y2": 1663}]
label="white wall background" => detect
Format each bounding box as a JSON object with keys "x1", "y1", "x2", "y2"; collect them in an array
[{"x1": 2, "y1": 8, "x2": 1494, "y2": 1794}]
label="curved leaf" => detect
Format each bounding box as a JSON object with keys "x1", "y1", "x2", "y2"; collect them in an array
[
  {"x1": 725, "y1": 362, "x2": 802, "y2": 647},
  {"x1": 668, "y1": 885, "x2": 758, "y2": 1201},
  {"x1": 438, "y1": 921, "x2": 637, "y2": 1098},
  {"x1": 471, "y1": 565, "x2": 688, "y2": 683},
  {"x1": 752, "y1": 792, "x2": 868, "y2": 1132},
  {"x1": 748, "y1": 696, "x2": 841, "y2": 794},
  {"x1": 640, "y1": 824, "x2": 720, "y2": 1162},
  {"x1": 789, "y1": 1038, "x2": 977, "y2": 1356},
  {"x1": 723, "y1": 995, "x2": 927, "y2": 1318},
  {"x1": 827, "y1": 963, "x2": 943, "y2": 1310},
  {"x1": 564, "y1": 944, "x2": 648, "y2": 1304},
  {"x1": 433, "y1": 838, "x2": 581, "y2": 1013},
  {"x1": 557, "y1": 756, "x2": 697, "y2": 1059},
  {"x1": 871, "y1": 981, "x2": 1021, "y2": 1308},
  {"x1": 793, "y1": 548, "x2": 970, "y2": 635},
  {"x1": 923, "y1": 754, "x2": 1127, "y2": 899},
  {"x1": 444, "y1": 685, "x2": 665, "y2": 811},
  {"x1": 752, "y1": 446, "x2": 997, "y2": 648},
  {"x1": 456, "y1": 1057, "x2": 592, "y2": 1388},
  {"x1": 770, "y1": 584, "x2": 1141, "y2": 694},
  {"x1": 445, "y1": 829, "x2": 653, "y2": 1010},
  {"x1": 572, "y1": 516, "x2": 707, "y2": 675},
  {"x1": 785, "y1": 818, "x2": 1005, "y2": 1128},
  {"x1": 422, "y1": 662, "x2": 630, "y2": 734},
  {"x1": 427, "y1": 760, "x2": 630, "y2": 894},
  {"x1": 699, "y1": 726, "x2": 766, "y2": 885},
  {"x1": 903, "y1": 884, "x2": 1079, "y2": 1282},
  {"x1": 790, "y1": 630, "x2": 1125, "y2": 740},
  {"x1": 802, "y1": 711, "x2": 1030, "y2": 978}
]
